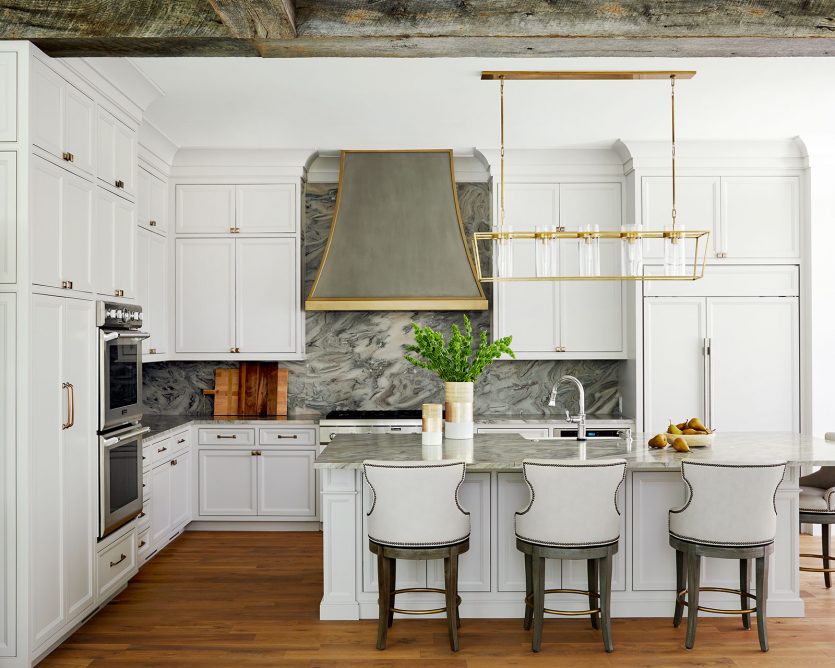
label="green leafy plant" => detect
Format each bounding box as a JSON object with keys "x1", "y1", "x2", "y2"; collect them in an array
[{"x1": 404, "y1": 315, "x2": 515, "y2": 383}]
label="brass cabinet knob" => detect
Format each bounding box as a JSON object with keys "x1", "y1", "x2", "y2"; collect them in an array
[
  {"x1": 115, "y1": 179, "x2": 125, "y2": 189},
  {"x1": 61, "y1": 280, "x2": 73, "y2": 289},
  {"x1": 62, "y1": 151, "x2": 74, "y2": 162},
  {"x1": 149, "y1": 220, "x2": 157, "y2": 227},
  {"x1": 148, "y1": 348, "x2": 157, "y2": 354},
  {"x1": 171, "y1": 459, "x2": 178, "y2": 466}
]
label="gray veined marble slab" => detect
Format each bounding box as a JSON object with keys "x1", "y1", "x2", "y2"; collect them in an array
[{"x1": 314, "y1": 432, "x2": 835, "y2": 471}]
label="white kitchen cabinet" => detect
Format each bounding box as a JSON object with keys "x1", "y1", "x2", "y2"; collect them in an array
[
  {"x1": 175, "y1": 185, "x2": 235, "y2": 234},
  {"x1": 97, "y1": 107, "x2": 136, "y2": 196},
  {"x1": 30, "y1": 58, "x2": 95, "y2": 175},
  {"x1": 644, "y1": 296, "x2": 799, "y2": 433},
  {"x1": 94, "y1": 187, "x2": 136, "y2": 299},
  {"x1": 642, "y1": 176, "x2": 720, "y2": 259},
  {"x1": 0, "y1": 152, "x2": 15, "y2": 283},
  {"x1": 170, "y1": 449, "x2": 191, "y2": 529},
  {"x1": 493, "y1": 182, "x2": 624, "y2": 358},
  {"x1": 138, "y1": 167, "x2": 168, "y2": 234},
  {"x1": 258, "y1": 450, "x2": 316, "y2": 516},
  {"x1": 236, "y1": 184, "x2": 296, "y2": 233},
  {"x1": 29, "y1": 295, "x2": 96, "y2": 651},
  {"x1": 235, "y1": 238, "x2": 296, "y2": 354},
  {"x1": 136, "y1": 228, "x2": 167, "y2": 356},
  {"x1": 0, "y1": 294, "x2": 14, "y2": 657},
  {"x1": 198, "y1": 449, "x2": 258, "y2": 516},
  {"x1": 31, "y1": 156, "x2": 94, "y2": 293},
  {"x1": 175, "y1": 238, "x2": 236, "y2": 353},
  {"x1": 721, "y1": 176, "x2": 800, "y2": 259},
  {"x1": 149, "y1": 457, "x2": 173, "y2": 547},
  {"x1": 0, "y1": 52, "x2": 16, "y2": 141}
]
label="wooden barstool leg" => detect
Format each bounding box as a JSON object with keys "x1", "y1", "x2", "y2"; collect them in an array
[
  {"x1": 454, "y1": 554, "x2": 461, "y2": 630},
  {"x1": 756, "y1": 555, "x2": 770, "y2": 652},
  {"x1": 376, "y1": 555, "x2": 390, "y2": 650},
  {"x1": 740, "y1": 559, "x2": 751, "y2": 630},
  {"x1": 823, "y1": 524, "x2": 831, "y2": 589},
  {"x1": 599, "y1": 554, "x2": 614, "y2": 653},
  {"x1": 444, "y1": 555, "x2": 460, "y2": 651},
  {"x1": 587, "y1": 558, "x2": 600, "y2": 630},
  {"x1": 673, "y1": 549, "x2": 685, "y2": 628},
  {"x1": 531, "y1": 555, "x2": 545, "y2": 653},
  {"x1": 388, "y1": 558, "x2": 397, "y2": 628},
  {"x1": 523, "y1": 553, "x2": 533, "y2": 630},
  {"x1": 685, "y1": 553, "x2": 701, "y2": 650}
]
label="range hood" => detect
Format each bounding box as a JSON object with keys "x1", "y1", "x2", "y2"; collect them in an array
[{"x1": 305, "y1": 150, "x2": 488, "y2": 311}]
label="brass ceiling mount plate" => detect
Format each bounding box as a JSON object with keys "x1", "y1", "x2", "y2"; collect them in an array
[{"x1": 480, "y1": 71, "x2": 697, "y2": 81}]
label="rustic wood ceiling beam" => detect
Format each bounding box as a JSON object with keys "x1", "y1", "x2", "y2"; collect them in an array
[{"x1": 209, "y1": 0, "x2": 296, "y2": 40}]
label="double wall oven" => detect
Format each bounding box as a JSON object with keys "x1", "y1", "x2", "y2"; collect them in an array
[{"x1": 97, "y1": 301, "x2": 150, "y2": 538}]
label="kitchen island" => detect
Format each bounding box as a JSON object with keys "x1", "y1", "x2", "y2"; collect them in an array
[{"x1": 315, "y1": 432, "x2": 835, "y2": 620}]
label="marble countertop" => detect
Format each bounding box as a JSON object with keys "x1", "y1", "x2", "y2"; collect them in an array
[
  {"x1": 314, "y1": 432, "x2": 835, "y2": 471},
  {"x1": 473, "y1": 413, "x2": 633, "y2": 426},
  {"x1": 143, "y1": 414, "x2": 320, "y2": 441}
]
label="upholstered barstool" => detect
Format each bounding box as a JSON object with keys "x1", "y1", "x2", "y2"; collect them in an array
[
  {"x1": 799, "y1": 463, "x2": 835, "y2": 587},
  {"x1": 669, "y1": 460, "x2": 786, "y2": 652},
  {"x1": 363, "y1": 460, "x2": 470, "y2": 652},
  {"x1": 515, "y1": 458, "x2": 627, "y2": 653}
]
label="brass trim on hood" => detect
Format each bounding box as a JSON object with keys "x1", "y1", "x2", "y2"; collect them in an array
[{"x1": 305, "y1": 149, "x2": 488, "y2": 311}]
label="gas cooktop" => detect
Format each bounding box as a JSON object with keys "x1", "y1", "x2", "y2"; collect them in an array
[{"x1": 324, "y1": 409, "x2": 423, "y2": 421}]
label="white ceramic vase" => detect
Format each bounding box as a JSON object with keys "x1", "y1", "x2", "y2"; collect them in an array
[{"x1": 444, "y1": 381, "x2": 474, "y2": 439}]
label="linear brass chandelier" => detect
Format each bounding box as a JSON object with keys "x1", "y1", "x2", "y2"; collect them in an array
[{"x1": 471, "y1": 71, "x2": 710, "y2": 282}]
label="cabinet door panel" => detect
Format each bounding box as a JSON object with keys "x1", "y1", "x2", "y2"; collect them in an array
[
  {"x1": 559, "y1": 183, "x2": 623, "y2": 353},
  {"x1": 170, "y1": 450, "x2": 191, "y2": 529},
  {"x1": 0, "y1": 52, "x2": 16, "y2": 141},
  {"x1": 642, "y1": 177, "x2": 720, "y2": 259},
  {"x1": 198, "y1": 450, "x2": 257, "y2": 516},
  {"x1": 147, "y1": 232, "x2": 167, "y2": 354},
  {"x1": 137, "y1": 169, "x2": 151, "y2": 231},
  {"x1": 93, "y1": 191, "x2": 116, "y2": 295},
  {"x1": 707, "y1": 297, "x2": 799, "y2": 431},
  {"x1": 149, "y1": 173, "x2": 167, "y2": 234},
  {"x1": 175, "y1": 239, "x2": 235, "y2": 353},
  {"x1": 176, "y1": 185, "x2": 235, "y2": 234},
  {"x1": 30, "y1": 59, "x2": 64, "y2": 158},
  {"x1": 61, "y1": 174, "x2": 94, "y2": 293},
  {"x1": 135, "y1": 230, "x2": 151, "y2": 353},
  {"x1": 61, "y1": 300, "x2": 95, "y2": 621},
  {"x1": 96, "y1": 108, "x2": 116, "y2": 187},
  {"x1": 644, "y1": 298, "x2": 707, "y2": 434},
  {"x1": 31, "y1": 158, "x2": 62, "y2": 289},
  {"x1": 64, "y1": 84, "x2": 94, "y2": 175},
  {"x1": 236, "y1": 184, "x2": 295, "y2": 234},
  {"x1": 0, "y1": 152, "x2": 16, "y2": 283},
  {"x1": 235, "y1": 238, "x2": 296, "y2": 353},
  {"x1": 496, "y1": 473, "x2": 559, "y2": 591},
  {"x1": 114, "y1": 120, "x2": 136, "y2": 196},
  {"x1": 0, "y1": 295, "x2": 13, "y2": 657},
  {"x1": 257, "y1": 450, "x2": 315, "y2": 516},
  {"x1": 113, "y1": 195, "x2": 136, "y2": 298},
  {"x1": 428, "y1": 473, "x2": 491, "y2": 592},
  {"x1": 721, "y1": 177, "x2": 800, "y2": 259},
  {"x1": 150, "y1": 463, "x2": 172, "y2": 546},
  {"x1": 29, "y1": 296, "x2": 65, "y2": 646}
]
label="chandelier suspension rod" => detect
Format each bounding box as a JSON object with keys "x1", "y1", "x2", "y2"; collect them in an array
[
  {"x1": 671, "y1": 74, "x2": 677, "y2": 232},
  {"x1": 500, "y1": 76, "x2": 505, "y2": 232}
]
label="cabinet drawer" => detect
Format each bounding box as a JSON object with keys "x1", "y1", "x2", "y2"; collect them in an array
[
  {"x1": 198, "y1": 428, "x2": 255, "y2": 446},
  {"x1": 172, "y1": 429, "x2": 190, "y2": 450},
  {"x1": 259, "y1": 428, "x2": 316, "y2": 446},
  {"x1": 97, "y1": 530, "x2": 136, "y2": 598},
  {"x1": 150, "y1": 436, "x2": 174, "y2": 467}
]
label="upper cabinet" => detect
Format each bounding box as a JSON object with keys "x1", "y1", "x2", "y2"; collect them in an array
[
  {"x1": 176, "y1": 183, "x2": 296, "y2": 235},
  {"x1": 93, "y1": 188, "x2": 136, "y2": 299},
  {"x1": 493, "y1": 182, "x2": 625, "y2": 359},
  {"x1": 138, "y1": 168, "x2": 168, "y2": 234},
  {"x1": 0, "y1": 52, "x2": 17, "y2": 141},
  {"x1": 642, "y1": 175, "x2": 799, "y2": 261},
  {"x1": 136, "y1": 228, "x2": 167, "y2": 357},
  {"x1": 30, "y1": 58, "x2": 95, "y2": 175},
  {"x1": 97, "y1": 108, "x2": 136, "y2": 197}
]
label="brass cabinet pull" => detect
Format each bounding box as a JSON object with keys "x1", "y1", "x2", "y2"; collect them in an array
[
  {"x1": 157, "y1": 446, "x2": 167, "y2": 453},
  {"x1": 148, "y1": 348, "x2": 157, "y2": 354},
  {"x1": 251, "y1": 450, "x2": 262, "y2": 456},
  {"x1": 61, "y1": 280, "x2": 74, "y2": 290},
  {"x1": 216, "y1": 434, "x2": 237, "y2": 439},
  {"x1": 62, "y1": 382, "x2": 72, "y2": 429},
  {"x1": 138, "y1": 511, "x2": 146, "y2": 519},
  {"x1": 138, "y1": 540, "x2": 146, "y2": 549},
  {"x1": 555, "y1": 346, "x2": 566, "y2": 352},
  {"x1": 62, "y1": 151, "x2": 74, "y2": 162},
  {"x1": 109, "y1": 553, "x2": 127, "y2": 568},
  {"x1": 229, "y1": 347, "x2": 241, "y2": 353},
  {"x1": 177, "y1": 438, "x2": 186, "y2": 444},
  {"x1": 171, "y1": 458, "x2": 177, "y2": 466},
  {"x1": 274, "y1": 434, "x2": 298, "y2": 439},
  {"x1": 230, "y1": 226, "x2": 241, "y2": 234},
  {"x1": 115, "y1": 179, "x2": 125, "y2": 189},
  {"x1": 149, "y1": 220, "x2": 157, "y2": 227}
]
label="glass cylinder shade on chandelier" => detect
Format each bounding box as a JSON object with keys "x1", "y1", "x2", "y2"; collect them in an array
[
  {"x1": 664, "y1": 225, "x2": 687, "y2": 276},
  {"x1": 535, "y1": 226, "x2": 557, "y2": 277},
  {"x1": 621, "y1": 226, "x2": 643, "y2": 277},
  {"x1": 493, "y1": 224, "x2": 514, "y2": 278},
  {"x1": 578, "y1": 225, "x2": 601, "y2": 277}
]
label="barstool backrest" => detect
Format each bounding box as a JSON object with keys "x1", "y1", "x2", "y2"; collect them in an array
[
  {"x1": 363, "y1": 460, "x2": 470, "y2": 548},
  {"x1": 515, "y1": 459, "x2": 627, "y2": 547},
  {"x1": 670, "y1": 460, "x2": 786, "y2": 546}
]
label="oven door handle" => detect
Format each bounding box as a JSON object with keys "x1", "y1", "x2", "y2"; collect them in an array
[
  {"x1": 102, "y1": 426, "x2": 151, "y2": 447},
  {"x1": 102, "y1": 331, "x2": 151, "y2": 342}
]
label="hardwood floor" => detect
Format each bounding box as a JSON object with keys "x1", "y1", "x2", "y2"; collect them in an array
[{"x1": 42, "y1": 532, "x2": 835, "y2": 667}]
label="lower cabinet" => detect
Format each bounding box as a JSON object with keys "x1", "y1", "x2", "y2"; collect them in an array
[
  {"x1": 198, "y1": 449, "x2": 258, "y2": 516},
  {"x1": 0, "y1": 294, "x2": 14, "y2": 658},
  {"x1": 96, "y1": 529, "x2": 137, "y2": 601},
  {"x1": 257, "y1": 450, "x2": 316, "y2": 516}
]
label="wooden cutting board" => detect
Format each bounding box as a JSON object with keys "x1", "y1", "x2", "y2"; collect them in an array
[{"x1": 203, "y1": 364, "x2": 288, "y2": 417}]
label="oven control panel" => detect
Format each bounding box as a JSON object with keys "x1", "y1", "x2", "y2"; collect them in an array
[{"x1": 97, "y1": 301, "x2": 143, "y2": 329}]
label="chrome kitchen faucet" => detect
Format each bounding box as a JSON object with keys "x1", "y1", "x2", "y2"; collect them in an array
[{"x1": 548, "y1": 375, "x2": 587, "y2": 441}]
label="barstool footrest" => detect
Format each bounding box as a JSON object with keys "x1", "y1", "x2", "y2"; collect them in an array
[
  {"x1": 388, "y1": 587, "x2": 462, "y2": 616},
  {"x1": 800, "y1": 553, "x2": 835, "y2": 573},
  {"x1": 677, "y1": 587, "x2": 757, "y2": 615},
  {"x1": 525, "y1": 588, "x2": 601, "y2": 617}
]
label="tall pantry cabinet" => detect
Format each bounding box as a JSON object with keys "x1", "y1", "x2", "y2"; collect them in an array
[{"x1": 1, "y1": 42, "x2": 143, "y2": 668}]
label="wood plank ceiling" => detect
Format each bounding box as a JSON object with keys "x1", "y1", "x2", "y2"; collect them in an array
[{"x1": 2, "y1": 1, "x2": 835, "y2": 57}]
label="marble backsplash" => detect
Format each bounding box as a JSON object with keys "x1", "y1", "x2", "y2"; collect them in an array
[{"x1": 143, "y1": 182, "x2": 622, "y2": 417}]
